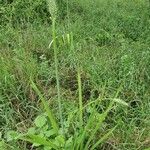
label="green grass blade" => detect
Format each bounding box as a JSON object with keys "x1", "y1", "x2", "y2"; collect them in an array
[
  {"x1": 90, "y1": 125, "x2": 117, "y2": 150},
  {"x1": 84, "y1": 85, "x2": 122, "y2": 149},
  {"x1": 77, "y1": 67, "x2": 84, "y2": 149},
  {"x1": 75, "y1": 86, "x2": 106, "y2": 149},
  {"x1": 84, "y1": 101, "x2": 114, "y2": 150},
  {"x1": 20, "y1": 134, "x2": 58, "y2": 149},
  {"x1": 30, "y1": 80, "x2": 59, "y2": 133},
  {"x1": 112, "y1": 98, "x2": 128, "y2": 106},
  {"x1": 75, "y1": 113, "x2": 96, "y2": 150},
  {"x1": 52, "y1": 18, "x2": 64, "y2": 134}
]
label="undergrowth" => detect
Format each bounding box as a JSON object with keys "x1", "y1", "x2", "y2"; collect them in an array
[{"x1": 0, "y1": 0, "x2": 150, "y2": 149}]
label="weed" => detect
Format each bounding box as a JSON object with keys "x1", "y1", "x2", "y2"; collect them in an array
[{"x1": 0, "y1": 0, "x2": 150, "y2": 149}]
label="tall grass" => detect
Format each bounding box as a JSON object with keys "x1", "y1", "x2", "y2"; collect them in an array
[
  {"x1": 77, "y1": 67, "x2": 83, "y2": 128},
  {"x1": 7, "y1": 71, "x2": 119, "y2": 150},
  {"x1": 47, "y1": 0, "x2": 64, "y2": 133},
  {"x1": 0, "y1": 0, "x2": 150, "y2": 149}
]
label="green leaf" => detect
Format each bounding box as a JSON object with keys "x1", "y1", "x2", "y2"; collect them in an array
[
  {"x1": 32, "y1": 142, "x2": 41, "y2": 147},
  {"x1": 42, "y1": 124, "x2": 49, "y2": 131},
  {"x1": 112, "y1": 98, "x2": 128, "y2": 106},
  {"x1": 20, "y1": 134, "x2": 58, "y2": 149},
  {"x1": 44, "y1": 146, "x2": 52, "y2": 150},
  {"x1": 6, "y1": 131, "x2": 20, "y2": 142},
  {"x1": 34, "y1": 115, "x2": 47, "y2": 128},
  {"x1": 27, "y1": 127, "x2": 36, "y2": 134},
  {"x1": 30, "y1": 80, "x2": 59, "y2": 133},
  {"x1": 0, "y1": 132, "x2": 2, "y2": 139},
  {"x1": 65, "y1": 137, "x2": 73, "y2": 149},
  {"x1": 0, "y1": 140, "x2": 17, "y2": 150},
  {"x1": 84, "y1": 101, "x2": 114, "y2": 149},
  {"x1": 31, "y1": 133, "x2": 45, "y2": 147},
  {"x1": 55, "y1": 135, "x2": 65, "y2": 146},
  {"x1": 44, "y1": 129, "x2": 56, "y2": 137},
  {"x1": 91, "y1": 126, "x2": 117, "y2": 150},
  {"x1": 0, "y1": 141, "x2": 7, "y2": 150}
]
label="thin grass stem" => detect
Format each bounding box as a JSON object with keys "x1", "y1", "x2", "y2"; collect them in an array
[{"x1": 52, "y1": 18, "x2": 64, "y2": 134}]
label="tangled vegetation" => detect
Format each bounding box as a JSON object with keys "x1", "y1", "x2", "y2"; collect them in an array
[{"x1": 0, "y1": 0, "x2": 150, "y2": 149}]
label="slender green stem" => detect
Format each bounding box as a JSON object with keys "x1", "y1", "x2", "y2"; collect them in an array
[
  {"x1": 66, "y1": 0, "x2": 70, "y2": 29},
  {"x1": 77, "y1": 67, "x2": 83, "y2": 128},
  {"x1": 52, "y1": 18, "x2": 64, "y2": 134},
  {"x1": 77, "y1": 66, "x2": 84, "y2": 150}
]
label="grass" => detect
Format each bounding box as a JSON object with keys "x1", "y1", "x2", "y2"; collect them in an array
[{"x1": 0, "y1": 0, "x2": 150, "y2": 149}]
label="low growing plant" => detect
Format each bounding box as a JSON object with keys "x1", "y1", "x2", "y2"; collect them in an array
[{"x1": 0, "y1": 72, "x2": 128, "y2": 150}]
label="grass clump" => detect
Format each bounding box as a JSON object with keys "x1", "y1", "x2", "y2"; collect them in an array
[
  {"x1": 2, "y1": 75, "x2": 122, "y2": 150},
  {"x1": 0, "y1": 0, "x2": 150, "y2": 150}
]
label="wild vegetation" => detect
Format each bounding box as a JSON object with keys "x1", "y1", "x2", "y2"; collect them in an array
[{"x1": 0, "y1": 0, "x2": 150, "y2": 149}]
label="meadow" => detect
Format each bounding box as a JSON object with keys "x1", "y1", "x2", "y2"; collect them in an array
[{"x1": 0, "y1": 0, "x2": 150, "y2": 149}]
